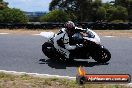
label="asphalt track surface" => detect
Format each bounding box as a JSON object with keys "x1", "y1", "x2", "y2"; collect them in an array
[{"x1": 0, "y1": 34, "x2": 132, "y2": 77}]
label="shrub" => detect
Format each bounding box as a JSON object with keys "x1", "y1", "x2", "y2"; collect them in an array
[{"x1": 40, "y1": 10, "x2": 69, "y2": 22}]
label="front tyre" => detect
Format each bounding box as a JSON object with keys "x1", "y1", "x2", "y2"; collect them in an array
[{"x1": 93, "y1": 48, "x2": 111, "y2": 63}]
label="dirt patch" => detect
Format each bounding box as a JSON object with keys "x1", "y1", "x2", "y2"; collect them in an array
[
  {"x1": 94, "y1": 30, "x2": 132, "y2": 37},
  {"x1": 0, "y1": 29, "x2": 132, "y2": 37},
  {"x1": 0, "y1": 29, "x2": 58, "y2": 35}
]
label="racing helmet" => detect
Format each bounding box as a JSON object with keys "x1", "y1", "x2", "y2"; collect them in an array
[{"x1": 64, "y1": 21, "x2": 75, "y2": 30}]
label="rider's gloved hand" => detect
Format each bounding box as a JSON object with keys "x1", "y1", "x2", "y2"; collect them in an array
[{"x1": 76, "y1": 44, "x2": 83, "y2": 49}]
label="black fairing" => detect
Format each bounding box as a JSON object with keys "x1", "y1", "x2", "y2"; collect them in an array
[
  {"x1": 70, "y1": 40, "x2": 103, "y2": 59},
  {"x1": 69, "y1": 32, "x2": 105, "y2": 59},
  {"x1": 70, "y1": 33, "x2": 84, "y2": 45}
]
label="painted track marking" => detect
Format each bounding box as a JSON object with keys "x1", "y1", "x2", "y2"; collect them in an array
[
  {"x1": 104, "y1": 36, "x2": 115, "y2": 38},
  {"x1": 0, "y1": 33, "x2": 9, "y2": 35},
  {"x1": 0, "y1": 70, "x2": 75, "y2": 80}
]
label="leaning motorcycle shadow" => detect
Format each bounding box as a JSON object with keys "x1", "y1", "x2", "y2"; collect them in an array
[{"x1": 39, "y1": 58, "x2": 109, "y2": 69}]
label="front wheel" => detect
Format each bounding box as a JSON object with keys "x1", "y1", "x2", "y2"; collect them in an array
[{"x1": 93, "y1": 48, "x2": 111, "y2": 63}]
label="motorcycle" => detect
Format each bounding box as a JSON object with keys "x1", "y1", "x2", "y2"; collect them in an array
[{"x1": 41, "y1": 28, "x2": 111, "y2": 63}]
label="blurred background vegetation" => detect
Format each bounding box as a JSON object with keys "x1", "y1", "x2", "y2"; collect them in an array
[
  {"x1": 45, "y1": 0, "x2": 132, "y2": 22},
  {"x1": 0, "y1": 0, "x2": 28, "y2": 23},
  {"x1": 0, "y1": 0, "x2": 132, "y2": 23}
]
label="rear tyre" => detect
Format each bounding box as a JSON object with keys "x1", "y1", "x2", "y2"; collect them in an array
[
  {"x1": 42, "y1": 42, "x2": 55, "y2": 59},
  {"x1": 42, "y1": 42, "x2": 66, "y2": 61},
  {"x1": 93, "y1": 48, "x2": 111, "y2": 63}
]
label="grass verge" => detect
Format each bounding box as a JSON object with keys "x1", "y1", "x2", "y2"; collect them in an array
[{"x1": 0, "y1": 72, "x2": 130, "y2": 88}]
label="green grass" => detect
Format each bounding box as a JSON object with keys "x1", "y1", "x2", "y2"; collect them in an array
[{"x1": 0, "y1": 72, "x2": 130, "y2": 88}]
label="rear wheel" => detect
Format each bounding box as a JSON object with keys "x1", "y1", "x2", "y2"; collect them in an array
[
  {"x1": 93, "y1": 48, "x2": 111, "y2": 63},
  {"x1": 42, "y1": 42, "x2": 56, "y2": 59},
  {"x1": 42, "y1": 42, "x2": 66, "y2": 61}
]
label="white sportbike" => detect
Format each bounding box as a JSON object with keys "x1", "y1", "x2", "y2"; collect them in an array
[{"x1": 41, "y1": 28, "x2": 111, "y2": 63}]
